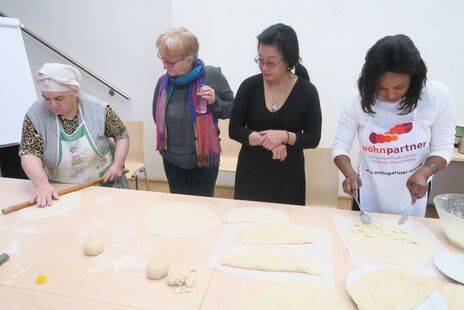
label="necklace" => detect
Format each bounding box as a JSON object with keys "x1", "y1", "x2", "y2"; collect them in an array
[
  {"x1": 271, "y1": 102, "x2": 279, "y2": 112},
  {"x1": 266, "y1": 73, "x2": 294, "y2": 112}
]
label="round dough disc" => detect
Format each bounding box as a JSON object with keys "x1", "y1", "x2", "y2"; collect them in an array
[
  {"x1": 223, "y1": 207, "x2": 290, "y2": 224},
  {"x1": 144, "y1": 202, "x2": 220, "y2": 237},
  {"x1": 348, "y1": 268, "x2": 435, "y2": 310},
  {"x1": 18, "y1": 192, "x2": 81, "y2": 220},
  {"x1": 346, "y1": 222, "x2": 432, "y2": 265}
]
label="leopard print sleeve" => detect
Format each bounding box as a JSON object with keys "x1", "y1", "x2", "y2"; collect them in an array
[
  {"x1": 104, "y1": 105, "x2": 129, "y2": 141},
  {"x1": 19, "y1": 115, "x2": 44, "y2": 159}
]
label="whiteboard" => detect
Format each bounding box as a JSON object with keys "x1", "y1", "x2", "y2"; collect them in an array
[{"x1": 0, "y1": 17, "x2": 37, "y2": 146}]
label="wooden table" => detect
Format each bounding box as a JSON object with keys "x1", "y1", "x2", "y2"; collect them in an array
[{"x1": 0, "y1": 177, "x2": 462, "y2": 309}]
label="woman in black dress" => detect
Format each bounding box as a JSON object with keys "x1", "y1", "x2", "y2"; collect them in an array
[{"x1": 229, "y1": 23, "x2": 322, "y2": 205}]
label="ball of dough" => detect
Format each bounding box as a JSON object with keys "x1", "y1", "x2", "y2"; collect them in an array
[
  {"x1": 83, "y1": 239, "x2": 104, "y2": 256},
  {"x1": 146, "y1": 257, "x2": 169, "y2": 280}
]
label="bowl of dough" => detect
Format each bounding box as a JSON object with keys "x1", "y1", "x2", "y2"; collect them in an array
[{"x1": 434, "y1": 193, "x2": 464, "y2": 250}]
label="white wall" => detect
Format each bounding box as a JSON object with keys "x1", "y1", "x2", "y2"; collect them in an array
[
  {"x1": 1, "y1": 0, "x2": 463, "y2": 186},
  {"x1": 0, "y1": 0, "x2": 171, "y2": 180},
  {"x1": 173, "y1": 0, "x2": 464, "y2": 147}
]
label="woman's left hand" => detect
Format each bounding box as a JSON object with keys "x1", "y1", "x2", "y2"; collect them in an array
[
  {"x1": 271, "y1": 144, "x2": 287, "y2": 161},
  {"x1": 406, "y1": 170, "x2": 429, "y2": 203},
  {"x1": 103, "y1": 164, "x2": 124, "y2": 183},
  {"x1": 259, "y1": 130, "x2": 287, "y2": 150},
  {"x1": 198, "y1": 85, "x2": 216, "y2": 105}
]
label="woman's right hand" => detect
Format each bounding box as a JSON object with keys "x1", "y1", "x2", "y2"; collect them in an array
[
  {"x1": 31, "y1": 183, "x2": 59, "y2": 207},
  {"x1": 271, "y1": 144, "x2": 287, "y2": 161},
  {"x1": 248, "y1": 131, "x2": 265, "y2": 146},
  {"x1": 342, "y1": 174, "x2": 362, "y2": 198}
]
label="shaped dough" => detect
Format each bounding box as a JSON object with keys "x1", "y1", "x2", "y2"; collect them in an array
[
  {"x1": 223, "y1": 207, "x2": 290, "y2": 224},
  {"x1": 145, "y1": 202, "x2": 219, "y2": 238},
  {"x1": 221, "y1": 247, "x2": 321, "y2": 275},
  {"x1": 146, "y1": 257, "x2": 169, "y2": 280},
  {"x1": 18, "y1": 192, "x2": 81, "y2": 220},
  {"x1": 249, "y1": 281, "x2": 352, "y2": 310},
  {"x1": 346, "y1": 223, "x2": 432, "y2": 265},
  {"x1": 233, "y1": 224, "x2": 313, "y2": 244},
  {"x1": 83, "y1": 239, "x2": 104, "y2": 256},
  {"x1": 348, "y1": 269, "x2": 435, "y2": 310}
]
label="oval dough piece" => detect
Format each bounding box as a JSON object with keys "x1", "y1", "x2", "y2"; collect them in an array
[
  {"x1": 249, "y1": 281, "x2": 352, "y2": 310},
  {"x1": 233, "y1": 224, "x2": 313, "y2": 244},
  {"x1": 223, "y1": 207, "x2": 290, "y2": 224},
  {"x1": 145, "y1": 202, "x2": 219, "y2": 238},
  {"x1": 346, "y1": 222, "x2": 432, "y2": 265},
  {"x1": 146, "y1": 257, "x2": 169, "y2": 280},
  {"x1": 18, "y1": 192, "x2": 81, "y2": 220},
  {"x1": 221, "y1": 247, "x2": 322, "y2": 275},
  {"x1": 348, "y1": 269, "x2": 436, "y2": 310},
  {"x1": 83, "y1": 239, "x2": 104, "y2": 256}
]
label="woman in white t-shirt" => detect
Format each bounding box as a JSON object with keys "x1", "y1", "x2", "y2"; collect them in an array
[{"x1": 332, "y1": 34, "x2": 455, "y2": 216}]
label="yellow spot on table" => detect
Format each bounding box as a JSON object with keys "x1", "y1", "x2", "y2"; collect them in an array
[{"x1": 36, "y1": 275, "x2": 47, "y2": 285}]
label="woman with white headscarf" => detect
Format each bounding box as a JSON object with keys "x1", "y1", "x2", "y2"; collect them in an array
[{"x1": 19, "y1": 63, "x2": 130, "y2": 207}]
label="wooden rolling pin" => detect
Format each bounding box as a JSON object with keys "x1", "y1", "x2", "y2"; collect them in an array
[{"x1": 2, "y1": 169, "x2": 129, "y2": 215}]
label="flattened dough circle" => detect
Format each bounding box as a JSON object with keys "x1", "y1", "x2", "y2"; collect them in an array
[
  {"x1": 18, "y1": 192, "x2": 81, "y2": 220},
  {"x1": 145, "y1": 202, "x2": 220, "y2": 237}
]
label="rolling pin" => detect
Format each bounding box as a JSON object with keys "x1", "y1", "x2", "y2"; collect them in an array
[{"x1": 2, "y1": 169, "x2": 129, "y2": 215}]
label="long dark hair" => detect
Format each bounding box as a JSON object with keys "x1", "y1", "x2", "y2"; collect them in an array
[
  {"x1": 358, "y1": 34, "x2": 427, "y2": 115},
  {"x1": 257, "y1": 23, "x2": 310, "y2": 81}
]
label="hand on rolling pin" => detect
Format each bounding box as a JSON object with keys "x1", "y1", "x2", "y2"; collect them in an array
[
  {"x1": 271, "y1": 144, "x2": 287, "y2": 161},
  {"x1": 32, "y1": 182, "x2": 59, "y2": 207},
  {"x1": 103, "y1": 164, "x2": 124, "y2": 183},
  {"x1": 342, "y1": 174, "x2": 362, "y2": 198}
]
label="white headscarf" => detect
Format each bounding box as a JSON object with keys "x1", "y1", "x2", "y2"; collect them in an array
[{"x1": 36, "y1": 63, "x2": 82, "y2": 93}]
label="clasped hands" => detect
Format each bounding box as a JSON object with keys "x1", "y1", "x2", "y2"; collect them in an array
[{"x1": 258, "y1": 130, "x2": 288, "y2": 161}]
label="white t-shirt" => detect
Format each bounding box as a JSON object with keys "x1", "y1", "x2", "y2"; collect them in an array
[{"x1": 332, "y1": 81, "x2": 455, "y2": 163}]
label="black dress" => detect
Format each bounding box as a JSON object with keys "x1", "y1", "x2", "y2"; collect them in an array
[{"x1": 229, "y1": 74, "x2": 322, "y2": 205}]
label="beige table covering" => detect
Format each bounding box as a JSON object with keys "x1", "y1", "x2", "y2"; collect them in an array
[{"x1": 0, "y1": 177, "x2": 462, "y2": 309}]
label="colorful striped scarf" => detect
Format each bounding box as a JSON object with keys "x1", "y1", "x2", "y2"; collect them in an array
[{"x1": 155, "y1": 59, "x2": 221, "y2": 168}]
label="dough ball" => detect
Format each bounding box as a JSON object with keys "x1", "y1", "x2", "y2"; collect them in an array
[
  {"x1": 146, "y1": 257, "x2": 169, "y2": 280},
  {"x1": 83, "y1": 239, "x2": 104, "y2": 256}
]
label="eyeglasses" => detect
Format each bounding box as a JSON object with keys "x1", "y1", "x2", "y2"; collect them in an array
[
  {"x1": 157, "y1": 54, "x2": 187, "y2": 68},
  {"x1": 254, "y1": 56, "x2": 284, "y2": 68}
]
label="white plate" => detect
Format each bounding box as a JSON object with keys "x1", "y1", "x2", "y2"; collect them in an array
[
  {"x1": 434, "y1": 252, "x2": 464, "y2": 284},
  {"x1": 346, "y1": 265, "x2": 444, "y2": 310}
]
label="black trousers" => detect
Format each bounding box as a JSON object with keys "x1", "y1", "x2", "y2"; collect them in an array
[
  {"x1": 351, "y1": 181, "x2": 432, "y2": 210},
  {"x1": 0, "y1": 145, "x2": 27, "y2": 179},
  {"x1": 163, "y1": 159, "x2": 218, "y2": 197}
]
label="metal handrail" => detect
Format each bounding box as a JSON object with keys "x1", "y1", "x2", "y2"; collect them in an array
[{"x1": 0, "y1": 11, "x2": 130, "y2": 100}]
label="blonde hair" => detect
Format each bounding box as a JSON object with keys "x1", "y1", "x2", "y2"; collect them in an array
[{"x1": 156, "y1": 27, "x2": 199, "y2": 60}]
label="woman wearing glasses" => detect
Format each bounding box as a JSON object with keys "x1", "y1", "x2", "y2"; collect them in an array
[
  {"x1": 153, "y1": 27, "x2": 234, "y2": 197},
  {"x1": 229, "y1": 23, "x2": 322, "y2": 205}
]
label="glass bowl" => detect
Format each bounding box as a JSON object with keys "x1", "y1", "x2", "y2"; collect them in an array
[{"x1": 434, "y1": 193, "x2": 464, "y2": 250}]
